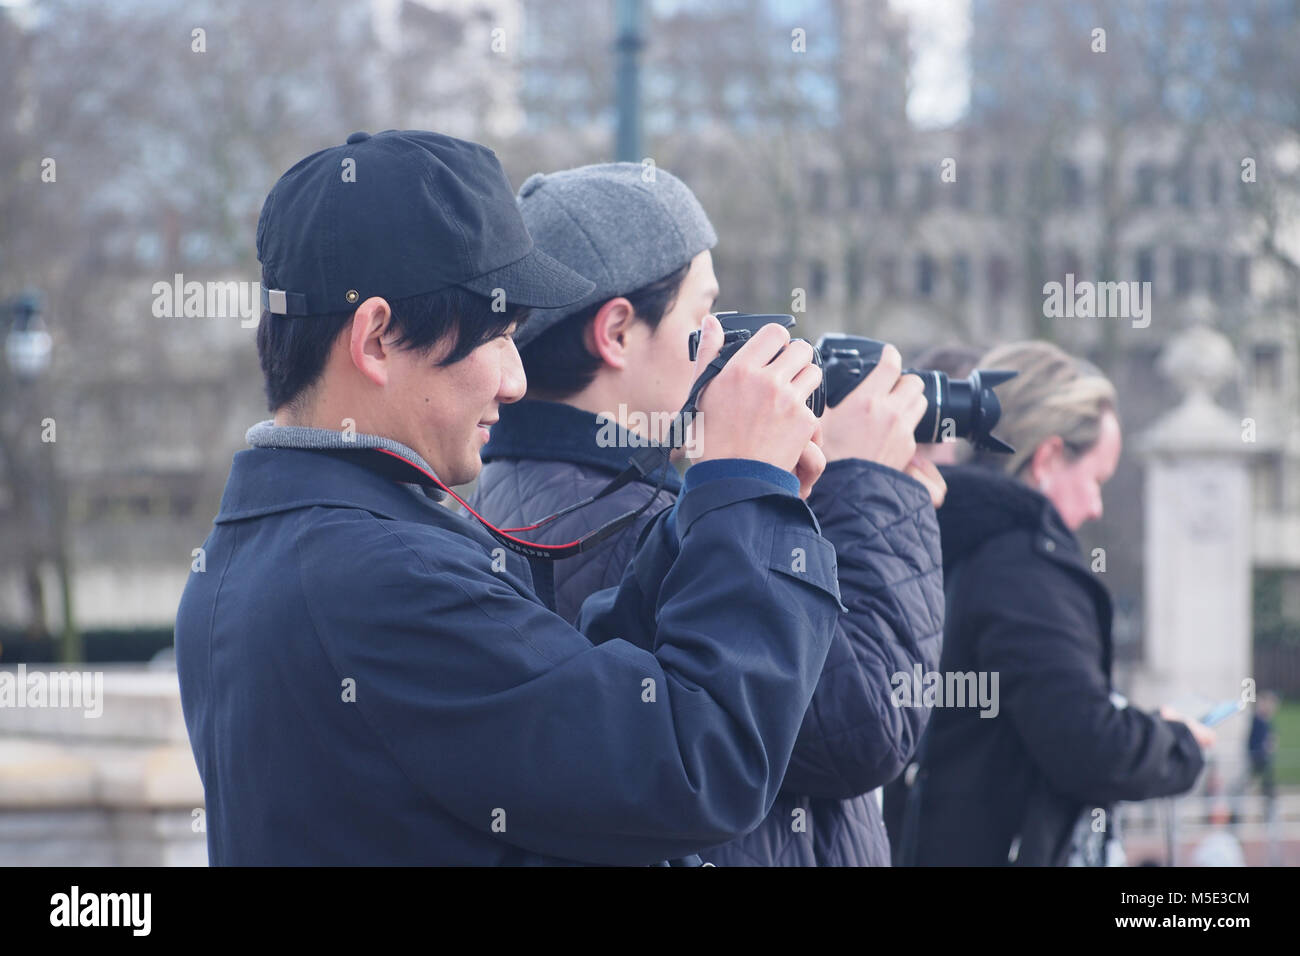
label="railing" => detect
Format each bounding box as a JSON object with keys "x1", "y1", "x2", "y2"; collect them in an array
[{"x1": 1117, "y1": 791, "x2": 1300, "y2": 866}]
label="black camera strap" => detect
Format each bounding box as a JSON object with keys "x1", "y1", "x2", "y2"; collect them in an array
[{"x1": 371, "y1": 344, "x2": 740, "y2": 561}]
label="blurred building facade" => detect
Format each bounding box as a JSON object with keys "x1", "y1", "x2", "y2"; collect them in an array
[{"x1": 0, "y1": 0, "x2": 1296, "y2": 699}]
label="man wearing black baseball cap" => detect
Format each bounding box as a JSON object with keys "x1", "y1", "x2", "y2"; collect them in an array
[{"x1": 174, "y1": 130, "x2": 845, "y2": 866}]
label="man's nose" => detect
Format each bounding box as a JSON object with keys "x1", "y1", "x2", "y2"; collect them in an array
[{"x1": 500, "y1": 338, "x2": 527, "y2": 404}]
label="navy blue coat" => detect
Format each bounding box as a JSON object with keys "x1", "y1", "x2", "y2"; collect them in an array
[
  {"x1": 472, "y1": 400, "x2": 946, "y2": 865},
  {"x1": 174, "y1": 440, "x2": 844, "y2": 865}
]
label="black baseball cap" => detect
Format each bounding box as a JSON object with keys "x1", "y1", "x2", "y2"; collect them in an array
[{"x1": 256, "y1": 130, "x2": 595, "y2": 316}]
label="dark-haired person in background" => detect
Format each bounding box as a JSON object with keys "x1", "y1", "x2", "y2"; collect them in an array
[
  {"x1": 174, "y1": 131, "x2": 847, "y2": 866},
  {"x1": 898, "y1": 340, "x2": 1213, "y2": 866},
  {"x1": 470, "y1": 162, "x2": 947, "y2": 866}
]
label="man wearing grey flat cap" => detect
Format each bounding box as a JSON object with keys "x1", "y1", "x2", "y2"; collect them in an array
[{"x1": 471, "y1": 161, "x2": 949, "y2": 866}]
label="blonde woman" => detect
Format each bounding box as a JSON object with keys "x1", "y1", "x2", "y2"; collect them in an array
[{"x1": 897, "y1": 341, "x2": 1213, "y2": 866}]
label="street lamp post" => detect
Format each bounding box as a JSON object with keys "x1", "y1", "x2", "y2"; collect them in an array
[
  {"x1": 5, "y1": 292, "x2": 81, "y2": 663},
  {"x1": 614, "y1": 0, "x2": 644, "y2": 163}
]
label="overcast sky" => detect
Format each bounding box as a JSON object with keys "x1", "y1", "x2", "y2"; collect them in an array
[
  {"x1": 0, "y1": 0, "x2": 977, "y2": 128},
  {"x1": 890, "y1": 0, "x2": 971, "y2": 129}
]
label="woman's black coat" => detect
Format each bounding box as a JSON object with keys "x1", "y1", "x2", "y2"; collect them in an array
[{"x1": 898, "y1": 465, "x2": 1205, "y2": 866}]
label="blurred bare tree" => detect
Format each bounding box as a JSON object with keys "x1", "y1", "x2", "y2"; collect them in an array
[
  {"x1": 0, "y1": 0, "x2": 450, "y2": 643},
  {"x1": 1, "y1": 0, "x2": 1297, "y2": 644}
]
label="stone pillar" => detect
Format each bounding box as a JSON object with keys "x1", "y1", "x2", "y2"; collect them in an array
[
  {"x1": 0, "y1": 666, "x2": 206, "y2": 865},
  {"x1": 1135, "y1": 326, "x2": 1255, "y2": 733}
]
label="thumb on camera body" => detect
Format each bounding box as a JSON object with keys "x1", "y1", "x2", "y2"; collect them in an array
[{"x1": 691, "y1": 313, "x2": 725, "y2": 372}]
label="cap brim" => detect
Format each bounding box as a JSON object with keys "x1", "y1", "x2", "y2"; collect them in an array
[{"x1": 460, "y1": 247, "x2": 595, "y2": 309}]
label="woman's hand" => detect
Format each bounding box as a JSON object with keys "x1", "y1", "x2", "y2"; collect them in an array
[{"x1": 1160, "y1": 706, "x2": 1217, "y2": 750}]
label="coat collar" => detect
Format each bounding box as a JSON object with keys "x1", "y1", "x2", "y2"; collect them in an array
[
  {"x1": 212, "y1": 443, "x2": 542, "y2": 605},
  {"x1": 936, "y1": 464, "x2": 1078, "y2": 568},
  {"x1": 481, "y1": 399, "x2": 684, "y2": 494},
  {"x1": 937, "y1": 463, "x2": 1113, "y2": 657},
  {"x1": 244, "y1": 419, "x2": 447, "y2": 500},
  {"x1": 214, "y1": 444, "x2": 459, "y2": 527}
]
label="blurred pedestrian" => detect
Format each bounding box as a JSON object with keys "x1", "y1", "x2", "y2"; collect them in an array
[{"x1": 1247, "y1": 690, "x2": 1279, "y2": 803}]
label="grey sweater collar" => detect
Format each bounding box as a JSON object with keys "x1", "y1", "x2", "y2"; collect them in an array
[{"x1": 245, "y1": 420, "x2": 447, "y2": 502}]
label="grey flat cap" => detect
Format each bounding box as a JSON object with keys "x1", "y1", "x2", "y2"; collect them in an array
[{"x1": 513, "y1": 162, "x2": 717, "y2": 348}]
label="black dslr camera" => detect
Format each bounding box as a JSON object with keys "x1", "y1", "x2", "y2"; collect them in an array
[
  {"x1": 687, "y1": 313, "x2": 1015, "y2": 452},
  {"x1": 687, "y1": 312, "x2": 826, "y2": 416},
  {"x1": 818, "y1": 334, "x2": 1016, "y2": 453}
]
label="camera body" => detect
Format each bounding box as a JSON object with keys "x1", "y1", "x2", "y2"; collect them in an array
[
  {"x1": 817, "y1": 334, "x2": 1016, "y2": 453},
  {"x1": 687, "y1": 312, "x2": 826, "y2": 416}
]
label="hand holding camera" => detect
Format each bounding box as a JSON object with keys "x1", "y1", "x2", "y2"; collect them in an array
[
  {"x1": 902, "y1": 454, "x2": 947, "y2": 508},
  {"x1": 685, "y1": 312, "x2": 1016, "y2": 507},
  {"x1": 690, "y1": 315, "x2": 824, "y2": 484},
  {"x1": 818, "y1": 343, "x2": 923, "y2": 467},
  {"x1": 817, "y1": 346, "x2": 947, "y2": 506}
]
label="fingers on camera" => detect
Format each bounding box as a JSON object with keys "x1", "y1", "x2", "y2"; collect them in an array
[
  {"x1": 772, "y1": 337, "x2": 815, "y2": 380},
  {"x1": 861, "y1": 345, "x2": 903, "y2": 397},
  {"x1": 791, "y1": 360, "x2": 823, "y2": 404},
  {"x1": 879, "y1": 343, "x2": 903, "y2": 371},
  {"x1": 739, "y1": 321, "x2": 791, "y2": 364}
]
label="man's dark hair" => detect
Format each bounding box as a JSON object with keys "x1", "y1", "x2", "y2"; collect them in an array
[
  {"x1": 256, "y1": 285, "x2": 530, "y2": 412},
  {"x1": 520, "y1": 262, "x2": 692, "y2": 398}
]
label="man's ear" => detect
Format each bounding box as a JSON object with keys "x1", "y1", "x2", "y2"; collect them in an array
[
  {"x1": 1028, "y1": 435, "x2": 1064, "y2": 490},
  {"x1": 585, "y1": 298, "x2": 637, "y2": 371},
  {"x1": 348, "y1": 297, "x2": 394, "y2": 387}
]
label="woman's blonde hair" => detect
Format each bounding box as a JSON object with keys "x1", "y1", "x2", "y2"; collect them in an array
[{"x1": 968, "y1": 340, "x2": 1119, "y2": 480}]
